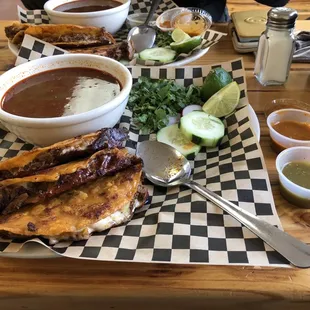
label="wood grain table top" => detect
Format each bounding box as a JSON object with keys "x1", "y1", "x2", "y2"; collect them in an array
[{"x1": 0, "y1": 16, "x2": 310, "y2": 310}]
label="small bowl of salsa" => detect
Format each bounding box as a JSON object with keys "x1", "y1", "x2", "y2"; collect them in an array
[
  {"x1": 276, "y1": 146, "x2": 310, "y2": 208},
  {"x1": 126, "y1": 13, "x2": 158, "y2": 29},
  {"x1": 156, "y1": 7, "x2": 212, "y2": 35},
  {"x1": 172, "y1": 7, "x2": 212, "y2": 37},
  {"x1": 156, "y1": 8, "x2": 185, "y2": 32},
  {"x1": 266, "y1": 108, "x2": 310, "y2": 153},
  {"x1": 264, "y1": 98, "x2": 310, "y2": 118}
]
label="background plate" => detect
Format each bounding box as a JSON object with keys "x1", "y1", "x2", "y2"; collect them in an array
[
  {"x1": 8, "y1": 41, "x2": 211, "y2": 67},
  {"x1": 164, "y1": 48, "x2": 210, "y2": 67}
]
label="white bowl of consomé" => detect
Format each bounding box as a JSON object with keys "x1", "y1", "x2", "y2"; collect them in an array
[
  {"x1": 0, "y1": 54, "x2": 132, "y2": 146},
  {"x1": 44, "y1": 0, "x2": 130, "y2": 34}
]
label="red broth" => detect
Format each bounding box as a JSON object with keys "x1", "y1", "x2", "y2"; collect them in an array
[
  {"x1": 2, "y1": 67, "x2": 121, "y2": 118},
  {"x1": 54, "y1": 0, "x2": 122, "y2": 13}
]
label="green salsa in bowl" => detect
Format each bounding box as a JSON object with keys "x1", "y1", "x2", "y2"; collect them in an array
[{"x1": 276, "y1": 147, "x2": 310, "y2": 208}]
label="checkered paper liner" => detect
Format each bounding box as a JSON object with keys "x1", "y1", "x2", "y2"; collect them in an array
[
  {"x1": 16, "y1": 1, "x2": 226, "y2": 66},
  {"x1": 0, "y1": 59, "x2": 289, "y2": 267},
  {"x1": 17, "y1": 5, "x2": 49, "y2": 24},
  {"x1": 15, "y1": 34, "x2": 68, "y2": 66}
]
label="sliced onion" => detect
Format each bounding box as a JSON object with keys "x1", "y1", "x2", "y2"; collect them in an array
[
  {"x1": 168, "y1": 114, "x2": 181, "y2": 125},
  {"x1": 182, "y1": 105, "x2": 202, "y2": 116}
]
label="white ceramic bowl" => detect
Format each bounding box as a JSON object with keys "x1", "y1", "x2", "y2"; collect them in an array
[
  {"x1": 44, "y1": 0, "x2": 130, "y2": 34},
  {"x1": 266, "y1": 108, "x2": 310, "y2": 152},
  {"x1": 156, "y1": 8, "x2": 184, "y2": 32},
  {"x1": 0, "y1": 54, "x2": 132, "y2": 146},
  {"x1": 276, "y1": 147, "x2": 310, "y2": 208},
  {"x1": 126, "y1": 13, "x2": 158, "y2": 28}
]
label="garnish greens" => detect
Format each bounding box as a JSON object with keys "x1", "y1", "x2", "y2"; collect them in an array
[
  {"x1": 155, "y1": 30, "x2": 174, "y2": 47},
  {"x1": 128, "y1": 77, "x2": 203, "y2": 134}
]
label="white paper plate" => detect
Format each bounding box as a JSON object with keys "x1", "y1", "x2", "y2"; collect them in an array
[
  {"x1": 8, "y1": 41, "x2": 210, "y2": 67},
  {"x1": 248, "y1": 104, "x2": 260, "y2": 141},
  {"x1": 164, "y1": 47, "x2": 210, "y2": 67},
  {"x1": 8, "y1": 41, "x2": 19, "y2": 56},
  {"x1": 0, "y1": 105, "x2": 260, "y2": 259},
  {"x1": 0, "y1": 242, "x2": 59, "y2": 259}
]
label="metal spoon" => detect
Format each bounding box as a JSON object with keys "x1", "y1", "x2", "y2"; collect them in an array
[
  {"x1": 137, "y1": 141, "x2": 310, "y2": 268},
  {"x1": 127, "y1": 0, "x2": 161, "y2": 53}
]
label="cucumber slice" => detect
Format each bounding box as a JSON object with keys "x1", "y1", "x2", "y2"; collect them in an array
[
  {"x1": 180, "y1": 111, "x2": 225, "y2": 148},
  {"x1": 157, "y1": 124, "x2": 201, "y2": 159},
  {"x1": 139, "y1": 48, "x2": 176, "y2": 63}
]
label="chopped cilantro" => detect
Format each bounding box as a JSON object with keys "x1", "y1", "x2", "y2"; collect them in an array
[
  {"x1": 127, "y1": 76, "x2": 203, "y2": 134},
  {"x1": 155, "y1": 30, "x2": 173, "y2": 47}
]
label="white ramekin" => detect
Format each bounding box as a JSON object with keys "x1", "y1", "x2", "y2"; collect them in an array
[
  {"x1": 44, "y1": 0, "x2": 131, "y2": 34},
  {"x1": 266, "y1": 108, "x2": 310, "y2": 152},
  {"x1": 126, "y1": 13, "x2": 158, "y2": 28},
  {"x1": 276, "y1": 147, "x2": 310, "y2": 208},
  {"x1": 0, "y1": 54, "x2": 132, "y2": 146},
  {"x1": 156, "y1": 8, "x2": 184, "y2": 32}
]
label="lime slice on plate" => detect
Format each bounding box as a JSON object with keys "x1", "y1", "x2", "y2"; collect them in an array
[
  {"x1": 171, "y1": 28, "x2": 191, "y2": 42},
  {"x1": 202, "y1": 81, "x2": 240, "y2": 118},
  {"x1": 170, "y1": 36, "x2": 202, "y2": 54}
]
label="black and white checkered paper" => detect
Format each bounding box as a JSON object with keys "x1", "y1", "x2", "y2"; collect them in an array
[
  {"x1": 15, "y1": 34, "x2": 68, "y2": 66},
  {"x1": 18, "y1": 5, "x2": 49, "y2": 24},
  {"x1": 16, "y1": 1, "x2": 226, "y2": 66},
  {"x1": 0, "y1": 59, "x2": 289, "y2": 266}
]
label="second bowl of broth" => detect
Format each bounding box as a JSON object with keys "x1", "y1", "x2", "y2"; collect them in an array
[{"x1": 44, "y1": 0, "x2": 130, "y2": 34}]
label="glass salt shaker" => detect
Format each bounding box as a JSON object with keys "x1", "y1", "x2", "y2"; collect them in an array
[{"x1": 254, "y1": 7, "x2": 298, "y2": 86}]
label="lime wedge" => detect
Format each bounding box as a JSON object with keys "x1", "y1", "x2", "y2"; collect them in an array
[
  {"x1": 170, "y1": 36, "x2": 202, "y2": 54},
  {"x1": 201, "y1": 68, "x2": 233, "y2": 101},
  {"x1": 171, "y1": 28, "x2": 191, "y2": 42},
  {"x1": 202, "y1": 81, "x2": 240, "y2": 118}
]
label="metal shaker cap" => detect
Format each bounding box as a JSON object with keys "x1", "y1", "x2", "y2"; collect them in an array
[{"x1": 267, "y1": 7, "x2": 298, "y2": 29}]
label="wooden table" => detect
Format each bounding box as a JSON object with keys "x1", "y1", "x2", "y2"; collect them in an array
[{"x1": 0, "y1": 20, "x2": 310, "y2": 310}]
